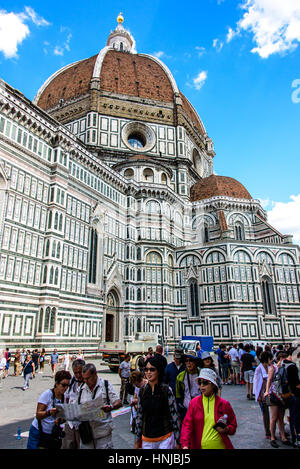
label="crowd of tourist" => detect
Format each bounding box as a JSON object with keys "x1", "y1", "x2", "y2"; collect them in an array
[{"x1": 0, "y1": 342, "x2": 299, "y2": 450}]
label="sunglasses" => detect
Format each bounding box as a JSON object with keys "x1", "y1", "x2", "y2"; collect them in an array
[
  {"x1": 198, "y1": 380, "x2": 211, "y2": 386},
  {"x1": 145, "y1": 367, "x2": 157, "y2": 373},
  {"x1": 59, "y1": 382, "x2": 69, "y2": 388}
]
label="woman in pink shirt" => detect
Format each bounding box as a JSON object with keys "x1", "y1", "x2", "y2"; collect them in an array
[{"x1": 180, "y1": 368, "x2": 237, "y2": 449}]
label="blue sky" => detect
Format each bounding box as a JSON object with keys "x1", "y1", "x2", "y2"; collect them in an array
[{"x1": 1, "y1": 0, "x2": 300, "y2": 241}]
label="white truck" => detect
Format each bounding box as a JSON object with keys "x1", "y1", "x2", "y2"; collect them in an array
[{"x1": 99, "y1": 333, "x2": 160, "y2": 372}]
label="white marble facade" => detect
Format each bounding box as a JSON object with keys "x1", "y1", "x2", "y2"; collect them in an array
[{"x1": 0, "y1": 76, "x2": 299, "y2": 352}]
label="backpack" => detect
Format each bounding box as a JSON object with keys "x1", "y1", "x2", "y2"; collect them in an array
[{"x1": 272, "y1": 362, "x2": 294, "y2": 401}]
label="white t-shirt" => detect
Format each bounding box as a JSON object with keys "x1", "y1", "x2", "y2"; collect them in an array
[
  {"x1": 119, "y1": 360, "x2": 131, "y2": 378},
  {"x1": 63, "y1": 354, "x2": 70, "y2": 365},
  {"x1": 228, "y1": 347, "x2": 239, "y2": 362},
  {"x1": 79, "y1": 378, "x2": 119, "y2": 439},
  {"x1": 32, "y1": 389, "x2": 64, "y2": 434},
  {"x1": 0, "y1": 357, "x2": 6, "y2": 370}
]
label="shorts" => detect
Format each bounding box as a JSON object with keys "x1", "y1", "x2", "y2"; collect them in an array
[
  {"x1": 244, "y1": 370, "x2": 254, "y2": 383},
  {"x1": 231, "y1": 362, "x2": 240, "y2": 373}
]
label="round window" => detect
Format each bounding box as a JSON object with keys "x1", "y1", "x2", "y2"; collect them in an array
[
  {"x1": 124, "y1": 168, "x2": 134, "y2": 179},
  {"x1": 122, "y1": 122, "x2": 156, "y2": 152},
  {"x1": 128, "y1": 132, "x2": 146, "y2": 149}
]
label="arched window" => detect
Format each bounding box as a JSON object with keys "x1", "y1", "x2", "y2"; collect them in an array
[
  {"x1": 146, "y1": 251, "x2": 162, "y2": 264},
  {"x1": 137, "y1": 318, "x2": 142, "y2": 332},
  {"x1": 52, "y1": 241, "x2": 56, "y2": 257},
  {"x1": 235, "y1": 223, "x2": 245, "y2": 241},
  {"x1": 189, "y1": 280, "x2": 200, "y2": 317},
  {"x1": 126, "y1": 287, "x2": 129, "y2": 301},
  {"x1": 38, "y1": 308, "x2": 43, "y2": 333},
  {"x1": 44, "y1": 307, "x2": 51, "y2": 332},
  {"x1": 143, "y1": 168, "x2": 154, "y2": 183},
  {"x1": 137, "y1": 288, "x2": 141, "y2": 301},
  {"x1": 43, "y1": 266, "x2": 48, "y2": 284},
  {"x1": 125, "y1": 317, "x2": 129, "y2": 335},
  {"x1": 48, "y1": 211, "x2": 52, "y2": 229},
  {"x1": 54, "y1": 268, "x2": 59, "y2": 285},
  {"x1": 59, "y1": 214, "x2": 63, "y2": 231},
  {"x1": 204, "y1": 225, "x2": 209, "y2": 243},
  {"x1": 45, "y1": 240, "x2": 50, "y2": 257},
  {"x1": 49, "y1": 266, "x2": 54, "y2": 284},
  {"x1": 54, "y1": 212, "x2": 58, "y2": 230},
  {"x1": 261, "y1": 275, "x2": 276, "y2": 315},
  {"x1": 88, "y1": 228, "x2": 98, "y2": 284},
  {"x1": 146, "y1": 200, "x2": 161, "y2": 214},
  {"x1": 137, "y1": 269, "x2": 141, "y2": 281},
  {"x1": 120, "y1": 42, "x2": 124, "y2": 51},
  {"x1": 137, "y1": 247, "x2": 141, "y2": 260},
  {"x1": 193, "y1": 149, "x2": 202, "y2": 175},
  {"x1": 56, "y1": 242, "x2": 61, "y2": 258},
  {"x1": 179, "y1": 255, "x2": 201, "y2": 268},
  {"x1": 50, "y1": 308, "x2": 56, "y2": 333},
  {"x1": 161, "y1": 173, "x2": 167, "y2": 184},
  {"x1": 125, "y1": 267, "x2": 129, "y2": 280}
]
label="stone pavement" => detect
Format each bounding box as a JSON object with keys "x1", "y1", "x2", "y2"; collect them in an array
[{"x1": 0, "y1": 360, "x2": 293, "y2": 450}]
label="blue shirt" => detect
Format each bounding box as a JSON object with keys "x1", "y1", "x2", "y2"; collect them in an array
[
  {"x1": 50, "y1": 353, "x2": 59, "y2": 364},
  {"x1": 250, "y1": 350, "x2": 257, "y2": 370}
]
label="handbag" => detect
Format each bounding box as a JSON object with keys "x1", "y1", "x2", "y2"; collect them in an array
[
  {"x1": 38, "y1": 420, "x2": 64, "y2": 449},
  {"x1": 78, "y1": 421, "x2": 94, "y2": 444},
  {"x1": 267, "y1": 392, "x2": 285, "y2": 407},
  {"x1": 37, "y1": 389, "x2": 65, "y2": 449},
  {"x1": 77, "y1": 383, "x2": 103, "y2": 446}
]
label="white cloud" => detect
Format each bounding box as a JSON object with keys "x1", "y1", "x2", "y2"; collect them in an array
[
  {"x1": 0, "y1": 8, "x2": 49, "y2": 59},
  {"x1": 0, "y1": 10, "x2": 30, "y2": 58},
  {"x1": 213, "y1": 38, "x2": 224, "y2": 52},
  {"x1": 53, "y1": 46, "x2": 64, "y2": 56},
  {"x1": 231, "y1": 0, "x2": 300, "y2": 58},
  {"x1": 24, "y1": 6, "x2": 50, "y2": 27},
  {"x1": 266, "y1": 194, "x2": 300, "y2": 243},
  {"x1": 226, "y1": 27, "x2": 239, "y2": 43},
  {"x1": 152, "y1": 51, "x2": 165, "y2": 58},
  {"x1": 195, "y1": 46, "x2": 206, "y2": 57},
  {"x1": 193, "y1": 71, "x2": 208, "y2": 90},
  {"x1": 46, "y1": 27, "x2": 72, "y2": 57}
]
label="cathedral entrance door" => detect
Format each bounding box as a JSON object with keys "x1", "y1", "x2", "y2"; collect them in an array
[
  {"x1": 105, "y1": 290, "x2": 120, "y2": 342},
  {"x1": 105, "y1": 314, "x2": 114, "y2": 342}
]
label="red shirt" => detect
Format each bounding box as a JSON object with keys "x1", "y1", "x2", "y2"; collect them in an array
[{"x1": 180, "y1": 394, "x2": 237, "y2": 449}]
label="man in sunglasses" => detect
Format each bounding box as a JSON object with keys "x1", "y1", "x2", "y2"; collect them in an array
[{"x1": 176, "y1": 354, "x2": 201, "y2": 421}]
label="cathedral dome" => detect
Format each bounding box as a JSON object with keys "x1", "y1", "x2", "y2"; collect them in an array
[
  {"x1": 33, "y1": 17, "x2": 206, "y2": 137},
  {"x1": 190, "y1": 175, "x2": 252, "y2": 202}
]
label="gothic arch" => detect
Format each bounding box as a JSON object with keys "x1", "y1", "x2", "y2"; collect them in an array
[
  {"x1": 227, "y1": 212, "x2": 251, "y2": 227},
  {"x1": 231, "y1": 247, "x2": 254, "y2": 263}
]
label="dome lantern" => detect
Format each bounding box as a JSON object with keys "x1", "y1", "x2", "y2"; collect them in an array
[{"x1": 107, "y1": 13, "x2": 136, "y2": 53}]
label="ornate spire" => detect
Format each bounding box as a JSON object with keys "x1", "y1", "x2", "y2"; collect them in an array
[
  {"x1": 106, "y1": 14, "x2": 136, "y2": 53},
  {"x1": 117, "y1": 12, "x2": 124, "y2": 24}
]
